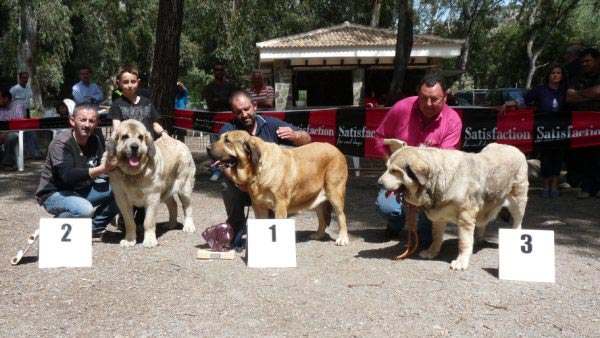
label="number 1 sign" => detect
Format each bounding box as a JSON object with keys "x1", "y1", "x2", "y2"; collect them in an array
[
  {"x1": 498, "y1": 228, "x2": 555, "y2": 283},
  {"x1": 247, "y1": 219, "x2": 296, "y2": 268},
  {"x1": 39, "y1": 218, "x2": 92, "y2": 268}
]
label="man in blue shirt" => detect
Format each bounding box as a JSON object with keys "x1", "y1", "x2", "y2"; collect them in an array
[
  {"x1": 72, "y1": 66, "x2": 104, "y2": 108},
  {"x1": 218, "y1": 90, "x2": 311, "y2": 238}
]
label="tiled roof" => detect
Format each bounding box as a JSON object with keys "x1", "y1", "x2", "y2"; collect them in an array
[{"x1": 257, "y1": 22, "x2": 464, "y2": 49}]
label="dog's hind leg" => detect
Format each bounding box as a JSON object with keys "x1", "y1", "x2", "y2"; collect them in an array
[
  {"x1": 164, "y1": 196, "x2": 178, "y2": 230},
  {"x1": 506, "y1": 194, "x2": 527, "y2": 229},
  {"x1": 311, "y1": 201, "x2": 331, "y2": 242},
  {"x1": 178, "y1": 178, "x2": 195, "y2": 233}
]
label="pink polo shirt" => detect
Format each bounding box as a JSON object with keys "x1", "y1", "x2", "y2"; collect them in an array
[{"x1": 374, "y1": 96, "x2": 462, "y2": 158}]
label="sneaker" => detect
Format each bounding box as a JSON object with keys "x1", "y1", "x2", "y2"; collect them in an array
[
  {"x1": 550, "y1": 190, "x2": 560, "y2": 198},
  {"x1": 541, "y1": 189, "x2": 550, "y2": 198},
  {"x1": 577, "y1": 191, "x2": 591, "y2": 199},
  {"x1": 209, "y1": 172, "x2": 221, "y2": 182},
  {"x1": 558, "y1": 182, "x2": 571, "y2": 189}
]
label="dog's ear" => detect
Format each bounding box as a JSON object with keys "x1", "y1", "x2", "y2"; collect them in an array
[
  {"x1": 384, "y1": 139, "x2": 407, "y2": 154},
  {"x1": 105, "y1": 137, "x2": 117, "y2": 158},
  {"x1": 146, "y1": 131, "x2": 156, "y2": 157},
  {"x1": 244, "y1": 138, "x2": 262, "y2": 165},
  {"x1": 406, "y1": 159, "x2": 429, "y2": 186}
]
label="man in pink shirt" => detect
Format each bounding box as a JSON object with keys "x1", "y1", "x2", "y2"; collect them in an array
[{"x1": 374, "y1": 73, "x2": 462, "y2": 245}]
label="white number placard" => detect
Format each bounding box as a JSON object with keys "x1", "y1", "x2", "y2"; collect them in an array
[
  {"x1": 39, "y1": 218, "x2": 92, "y2": 268},
  {"x1": 499, "y1": 228, "x2": 555, "y2": 283},
  {"x1": 247, "y1": 219, "x2": 296, "y2": 268}
]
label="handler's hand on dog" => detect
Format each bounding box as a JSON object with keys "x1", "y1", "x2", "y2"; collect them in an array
[{"x1": 276, "y1": 127, "x2": 296, "y2": 141}]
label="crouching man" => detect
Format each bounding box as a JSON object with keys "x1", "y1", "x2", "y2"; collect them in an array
[{"x1": 35, "y1": 103, "x2": 118, "y2": 238}]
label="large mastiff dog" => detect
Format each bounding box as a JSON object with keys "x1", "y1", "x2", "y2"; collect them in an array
[
  {"x1": 208, "y1": 130, "x2": 349, "y2": 245},
  {"x1": 105, "y1": 120, "x2": 196, "y2": 248},
  {"x1": 378, "y1": 140, "x2": 528, "y2": 269}
]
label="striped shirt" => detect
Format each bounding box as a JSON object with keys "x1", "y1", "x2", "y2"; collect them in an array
[
  {"x1": 0, "y1": 100, "x2": 26, "y2": 121},
  {"x1": 249, "y1": 85, "x2": 275, "y2": 108}
]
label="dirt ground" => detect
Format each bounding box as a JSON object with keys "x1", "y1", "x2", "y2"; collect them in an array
[{"x1": 0, "y1": 136, "x2": 598, "y2": 337}]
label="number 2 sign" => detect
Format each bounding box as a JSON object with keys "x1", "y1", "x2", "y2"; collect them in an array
[
  {"x1": 247, "y1": 219, "x2": 296, "y2": 268},
  {"x1": 498, "y1": 228, "x2": 555, "y2": 283},
  {"x1": 39, "y1": 218, "x2": 92, "y2": 268}
]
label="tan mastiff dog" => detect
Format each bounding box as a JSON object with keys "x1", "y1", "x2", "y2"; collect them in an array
[
  {"x1": 208, "y1": 130, "x2": 350, "y2": 245},
  {"x1": 378, "y1": 140, "x2": 529, "y2": 269},
  {"x1": 105, "y1": 120, "x2": 196, "y2": 248}
]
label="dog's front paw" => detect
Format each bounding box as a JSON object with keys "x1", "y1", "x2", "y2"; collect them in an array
[
  {"x1": 419, "y1": 248, "x2": 439, "y2": 259},
  {"x1": 450, "y1": 256, "x2": 470, "y2": 270},
  {"x1": 142, "y1": 233, "x2": 158, "y2": 248},
  {"x1": 335, "y1": 234, "x2": 349, "y2": 246},
  {"x1": 182, "y1": 222, "x2": 196, "y2": 233},
  {"x1": 120, "y1": 238, "x2": 136, "y2": 247}
]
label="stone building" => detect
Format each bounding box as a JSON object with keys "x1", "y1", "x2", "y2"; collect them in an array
[{"x1": 256, "y1": 21, "x2": 464, "y2": 109}]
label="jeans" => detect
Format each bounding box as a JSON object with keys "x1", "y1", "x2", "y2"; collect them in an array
[
  {"x1": 222, "y1": 179, "x2": 251, "y2": 234},
  {"x1": 25, "y1": 131, "x2": 42, "y2": 158},
  {"x1": 42, "y1": 178, "x2": 119, "y2": 234},
  {"x1": 375, "y1": 188, "x2": 432, "y2": 247}
]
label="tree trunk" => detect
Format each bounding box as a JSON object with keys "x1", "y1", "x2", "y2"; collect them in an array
[
  {"x1": 387, "y1": 0, "x2": 413, "y2": 105},
  {"x1": 17, "y1": 0, "x2": 42, "y2": 116},
  {"x1": 370, "y1": 0, "x2": 382, "y2": 27},
  {"x1": 150, "y1": 0, "x2": 184, "y2": 132}
]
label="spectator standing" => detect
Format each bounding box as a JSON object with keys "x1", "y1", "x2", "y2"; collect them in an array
[
  {"x1": 202, "y1": 62, "x2": 237, "y2": 112},
  {"x1": 564, "y1": 44, "x2": 584, "y2": 82},
  {"x1": 249, "y1": 70, "x2": 275, "y2": 109},
  {"x1": 203, "y1": 62, "x2": 237, "y2": 181},
  {"x1": 35, "y1": 103, "x2": 118, "y2": 238},
  {"x1": 0, "y1": 88, "x2": 24, "y2": 171},
  {"x1": 566, "y1": 47, "x2": 600, "y2": 199},
  {"x1": 72, "y1": 66, "x2": 104, "y2": 108},
  {"x1": 108, "y1": 64, "x2": 170, "y2": 139},
  {"x1": 10, "y1": 71, "x2": 42, "y2": 159},
  {"x1": 175, "y1": 81, "x2": 188, "y2": 109},
  {"x1": 374, "y1": 73, "x2": 462, "y2": 245},
  {"x1": 217, "y1": 90, "x2": 311, "y2": 242},
  {"x1": 504, "y1": 64, "x2": 568, "y2": 197}
]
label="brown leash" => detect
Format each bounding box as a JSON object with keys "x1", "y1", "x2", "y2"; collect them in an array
[{"x1": 395, "y1": 204, "x2": 419, "y2": 260}]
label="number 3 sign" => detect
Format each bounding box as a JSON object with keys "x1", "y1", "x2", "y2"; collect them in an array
[
  {"x1": 247, "y1": 219, "x2": 297, "y2": 268},
  {"x1": 39, "y1": 218, "x2": 92, "y2": 268},
  {"x1": 498, "y1": 228, "x2": 555, "y2": 283}
]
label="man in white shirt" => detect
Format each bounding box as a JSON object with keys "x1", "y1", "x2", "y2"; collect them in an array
[
  {"x1": 72, "y1": 66, "x2": 104, "y2": 107},
  {"x1": 9, "y1": 71, "x2": 42, "y2": 159}
]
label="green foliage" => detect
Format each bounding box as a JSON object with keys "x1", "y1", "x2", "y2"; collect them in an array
[{"x1": 2, "y1": 0, "x2": 600, "y2": 104}]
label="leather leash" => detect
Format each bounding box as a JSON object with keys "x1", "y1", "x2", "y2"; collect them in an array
[{"x1": 395, "y1": 204, "x2": 419, "y2": 260}]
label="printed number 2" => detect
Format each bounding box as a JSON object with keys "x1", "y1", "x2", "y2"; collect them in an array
[
  {"x1": 520, "y1": 234, "x2": 532, "y2": 254},
  {"x1": 269, "y1": 224, "x2": 277, "y2": 242},
  {"x1": 61, "y1": 223, "x2": 72, "y2": 242}
]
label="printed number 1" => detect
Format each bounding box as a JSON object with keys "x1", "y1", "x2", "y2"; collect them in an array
[
  {"x1": 61, "y1": 223, "x2": 72, "y2": 242},
  {"x1": 521, "y1": 234, "x2": 532, "y2": 254},
  {"x1": 269, "y1": 224, "x2": 277, "y2": 242}
]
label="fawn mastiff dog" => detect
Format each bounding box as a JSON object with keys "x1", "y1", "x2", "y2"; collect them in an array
[
  {"x1": 105, "y1": 120, "x2": 196, "y2": 248},
  {"x1": 208, "y1": 130, "x2": 350, "y2": 245},
  {"x1": 378, "y1": 140, "x2": 529, "y2": 269}
]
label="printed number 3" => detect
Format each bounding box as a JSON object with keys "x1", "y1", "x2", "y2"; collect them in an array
[
  {"x1": 520, "y1": 234, "x2": 532, "y2": 254},
  {"x1": 61, "y1": 223, "x2": 72, "y2": 242},
  {"x1": 269, "y1": 224, "x2": 277, "y2": 242}
]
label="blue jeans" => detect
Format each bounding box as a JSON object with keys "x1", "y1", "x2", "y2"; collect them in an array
[
  {"x1": 375, "y1": 188, "x2": 432, "y2": 247},
  {"x1": 42, "y1": 178, "x2": 119, "y2": 234}
]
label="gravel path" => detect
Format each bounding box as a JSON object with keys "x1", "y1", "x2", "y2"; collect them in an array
[{"x1": 0, "y1": 149, "x2": 598, "y2": 337}]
